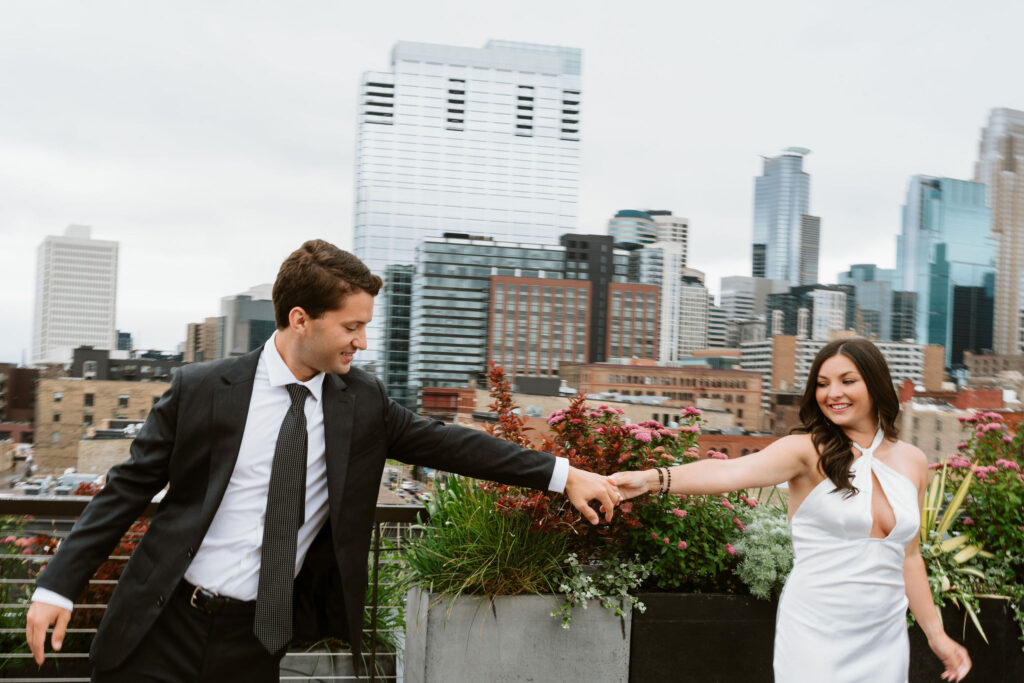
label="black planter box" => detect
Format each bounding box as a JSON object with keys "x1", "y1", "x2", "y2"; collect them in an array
[
  {"x1": 909, "y1": 598, "x2": 1024, "y2": 682},
  {"x1": 629, "y1": 593, "x2": 777, "y2": 683},
  {"x1": 630, "y1": 593, "x2": 1024, "y2": 683}
]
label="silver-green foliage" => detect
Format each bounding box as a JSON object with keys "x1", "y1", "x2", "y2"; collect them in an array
[
  {"x1": 551, "y1": 553, "x2": 652, "y2": 629},
  {"x1": 733, "y1": 503, "x2": 793, "y2": 600}
]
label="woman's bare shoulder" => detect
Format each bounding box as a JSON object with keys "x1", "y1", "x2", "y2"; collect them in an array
[{"x1": 886, "y1": 439, "x2": 929, "y2": 486}]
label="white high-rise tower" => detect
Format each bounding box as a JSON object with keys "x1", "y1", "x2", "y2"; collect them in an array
[
  {"x1": 353, "y1": 40, "x2": 582, "y2": 402},
  {"x1": 33, "y1": 225, "x2": 118, "y2": 364}
]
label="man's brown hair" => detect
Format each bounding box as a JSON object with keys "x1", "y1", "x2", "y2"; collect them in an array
[{"x1": 272, "y1": 240, "x2": 383, "y2": 328}]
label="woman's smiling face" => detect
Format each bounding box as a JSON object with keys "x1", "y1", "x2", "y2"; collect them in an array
[{"x1": 815, "y1": 352, "x2": 874, "y2": 430}]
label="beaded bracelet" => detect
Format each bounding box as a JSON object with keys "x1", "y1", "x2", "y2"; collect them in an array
[
  {"x1": 656, "y1": 467, "x2": 665, "y2": 494},
  {"x1": 665, "y1": 467, "x2": 672, "y2": 494}
]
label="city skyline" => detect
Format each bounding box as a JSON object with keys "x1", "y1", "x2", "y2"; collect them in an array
[{"x1": 1, "y1": 1, "x2": 1023, "y2": 361}]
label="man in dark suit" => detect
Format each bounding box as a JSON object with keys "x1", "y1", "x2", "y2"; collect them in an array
[{"x1": 26, "y1": 240, "x2": 619, "y2": 681}]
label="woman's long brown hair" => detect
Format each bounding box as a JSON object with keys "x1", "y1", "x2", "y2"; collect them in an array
[{"x1": 792, "y1": 338, "x2": 901, "y2": 497}]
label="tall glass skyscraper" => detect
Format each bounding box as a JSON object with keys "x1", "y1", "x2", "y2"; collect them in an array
[
  {"x1": 974, "y1": 108, "x2": 1024, "y2": 355},
  {"x1": 751, "y1": 147, "x2": 821, "y2": 286},
  {"x1": 353, "y1": 40, "x2": 582, "y2": 399},
  {"x1": 896, "y1": 176, "x2": 994, "y2": 365}
]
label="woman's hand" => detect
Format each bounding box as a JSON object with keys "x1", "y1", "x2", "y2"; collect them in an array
[
  {"x1": 928, "y1": 632, "x2": 971, "y2": 682},
  {"x1": 608, "y1": 470, "x2": 656, "y2": 500}
]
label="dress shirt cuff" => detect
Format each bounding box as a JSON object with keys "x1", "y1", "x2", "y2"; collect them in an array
[
  {"x1": 31, "y1": 587, "x2": 74, "y2": 612},
  {"x1": 547, "y1": 456, "x2": 569, "y2": 493}
]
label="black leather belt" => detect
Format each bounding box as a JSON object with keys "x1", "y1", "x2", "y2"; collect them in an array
[{"x1": 180, "y1": 580, "x2": 256, "y2": 617}]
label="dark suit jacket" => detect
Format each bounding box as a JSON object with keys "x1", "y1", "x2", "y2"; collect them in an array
[{"x1": 36, "y1": 348, "x2": 556, "y2": 671}]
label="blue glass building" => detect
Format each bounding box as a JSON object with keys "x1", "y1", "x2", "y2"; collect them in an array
[{"x1": 896, "y1": 176, "x2": 994, "y2": 365}]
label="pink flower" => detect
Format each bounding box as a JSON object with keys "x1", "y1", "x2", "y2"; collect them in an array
[
  {"x1": 995, "y1": 459, "x2": 1020, "y2": 471},
  {"x1": 570, "y1": 418, "x2": 582, "y2": 424},
  {"x1": 1, "y1": 536, "x2": 15, "y2": 544},
  {"x1": 671, "y1": 508, "x2": 687, "y2": 518},
  {"x1": 733, "y1": 516, "x2": 746, "y2": 531},
  {"x1": 663, "y1": 537, "x2": 671, "y2": 545},
  {"x1": 957, "y1": 442, "x2": 968, "y2": 450},
  {"x1": 650, "y1": 532, "x2": 658, "y2": 539},
  {"x1": 720, "y1": 498, "x2": 735, "y2": 511},
  {"x1": 1003, "y1": 436, "x2": 1014, "y2": 443},
  {"x1": 677, "y1": 541, "x2": 687, "y2": 550},
  {"x1": 725, "y1": 543, "x2": 737, "y2": 556},
  {"x1": 964, "y1": 517, "x2": 975, "y2": 526},
  {"x1": 620, "y1": 502, "x2": 632, "y2": 514},
  {"x1": 976, "y1": 431, "x2": 984, "y2": 439}
]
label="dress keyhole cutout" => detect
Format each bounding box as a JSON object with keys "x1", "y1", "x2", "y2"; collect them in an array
[{"x1": 869, "y1": 470, "x2": 896, "y2": 539}]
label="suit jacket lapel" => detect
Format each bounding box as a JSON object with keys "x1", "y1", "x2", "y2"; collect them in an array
[
  {"x1": 322, "y1": 373, "x2": 353, "y2": 523},
  {"x1": 200, "y1": 348, "x2": 262, "y2": 526}
]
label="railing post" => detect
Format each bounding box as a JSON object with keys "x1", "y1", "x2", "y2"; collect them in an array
[{"x1": 369, "y1": 519, "x2": 382, "y2": 683}]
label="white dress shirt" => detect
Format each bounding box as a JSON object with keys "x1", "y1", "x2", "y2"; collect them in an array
[{"x1": 35, "y1": 333, "x2": 569, "y2": 610}]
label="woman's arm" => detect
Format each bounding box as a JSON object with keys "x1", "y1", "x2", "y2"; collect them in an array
[
  {"x1": 610, "y1": 433, "x2": 815, "y2": 499},
  {"x1": 902, "y1": 448, "x2": 971, "y2": 682}
]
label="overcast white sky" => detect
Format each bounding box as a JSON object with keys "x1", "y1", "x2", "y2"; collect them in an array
[{"x1": 1, "y1": 0, "x2": 1021, "y2": 363}]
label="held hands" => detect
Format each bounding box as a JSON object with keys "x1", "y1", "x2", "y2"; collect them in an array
[
  {"x1": 608, "y1": 470, "x2": 657, "y2": 500},
  {"x1": 928, "y1": 633, "x2": 971, "y2": 682},
  {"x1": 25, "y1": 601, "x2": 72, "y2": 666},
  {"x1": 565, "y1": 466, "x2": 622, "y2": 524}
]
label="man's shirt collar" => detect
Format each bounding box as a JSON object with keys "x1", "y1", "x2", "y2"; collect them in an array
[{"x1": 263, "y1": 332, "x2": 324, "y2": 402}]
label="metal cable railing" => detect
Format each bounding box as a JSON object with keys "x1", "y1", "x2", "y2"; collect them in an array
[{"x1": 0, "y1": 495, "x2": 425, "y2": 682}]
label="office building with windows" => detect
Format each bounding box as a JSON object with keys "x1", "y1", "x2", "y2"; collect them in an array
[
  {"x1": 612, "y1": 209, "x2": 690, "y2": 362},
  {"x1": 896, "y1": 176, "x2": 994, "y2": 365},
  {"x1": 767, "y1": 284, "x2": 856, "y2": 340},
  {"x1": 560, "y1": 234, "x2": 631, "y2": 362},
  {"x1": 488, "y1": 276, "x2": 591, "y2": 378},
  {"x1": 974, "y1": 108, "x2": 1024, "y2": 355},
  {"x1": 353, "y1": 40, "x2": 583, "y2": 392},
  {"x1": 837, "y1": 264, "x2": 920, "y2": 342},
  {"x1": 33, "y1": 225, "x2": 119, "y2": 365},
  {"x1": 719, "y1": 276, "x2": 790, "y2": 321},
  {"x1": 220, "y1": 285, "x2": 276, "y2": 358},
  {"x1": 408, "y1": 235, "x2": 569, "y2": 398},
  {"x1": 751, "y1": 147, "x2": 821, "y2": 286}
]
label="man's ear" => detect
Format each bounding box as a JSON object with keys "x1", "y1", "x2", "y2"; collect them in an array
[{"x1": 287, "y1": 306, "x2": 311, "y2": 332}]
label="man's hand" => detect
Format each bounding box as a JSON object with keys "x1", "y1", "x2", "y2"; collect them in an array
[
  {"x1": 608, "y1": 469, "x2": 657, "y2": 500},
  {"x1": 26, "y1": 601, "x2": 72, "y2": 666},
  {"x1": 565, "y1": 466, "x2": 621, "y2": 524}
]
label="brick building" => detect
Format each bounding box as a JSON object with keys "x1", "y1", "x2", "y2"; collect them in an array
[
  {"x1": 34, "y1": 378, "x2": 170, "y2": 473},
  {"x1": 557, "y1": 362, "x2": 763, "y2": 431}
]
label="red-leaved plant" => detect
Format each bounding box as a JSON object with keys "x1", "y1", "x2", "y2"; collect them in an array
[{"x1": 480, "y1": 363, "x2": 756, "y2": 592}]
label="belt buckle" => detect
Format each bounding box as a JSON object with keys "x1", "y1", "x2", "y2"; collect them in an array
[{"x1": 189, "y1": 584, "x2": 204, "y2": 609}]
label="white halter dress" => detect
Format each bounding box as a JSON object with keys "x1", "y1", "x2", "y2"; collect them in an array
[{"x1": 774, "y1": 429, "x2": 920, "y2": 683}]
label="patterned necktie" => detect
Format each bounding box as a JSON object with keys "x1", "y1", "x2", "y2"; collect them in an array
[{"x1": 254, "y1": 383, "x2": 309, "y2": 654}]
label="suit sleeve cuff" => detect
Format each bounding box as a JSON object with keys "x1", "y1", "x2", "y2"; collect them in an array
[
  {"x1": 32, "y1": 587, "x2": 74, "y2": 612},
  {"x1": 547, "y1": 456, "x2": 569, "y2": 493}
]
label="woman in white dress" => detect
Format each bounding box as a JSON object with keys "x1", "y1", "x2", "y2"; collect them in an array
[{"x1": 611, "y1": 338, "x2": 971, "y2": 682}]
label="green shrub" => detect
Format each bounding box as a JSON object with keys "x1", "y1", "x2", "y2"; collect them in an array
[{"x1": 402, "y1": 475, "x2": 569, "y2": 598}]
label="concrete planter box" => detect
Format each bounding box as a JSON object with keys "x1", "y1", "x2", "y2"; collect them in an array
[
  {"x1": 631, "y1": 593, "x2": 1024, "y2": 683},
  {"x1": 404, "y1": 586, "x2": 631, "y2": 683}
]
